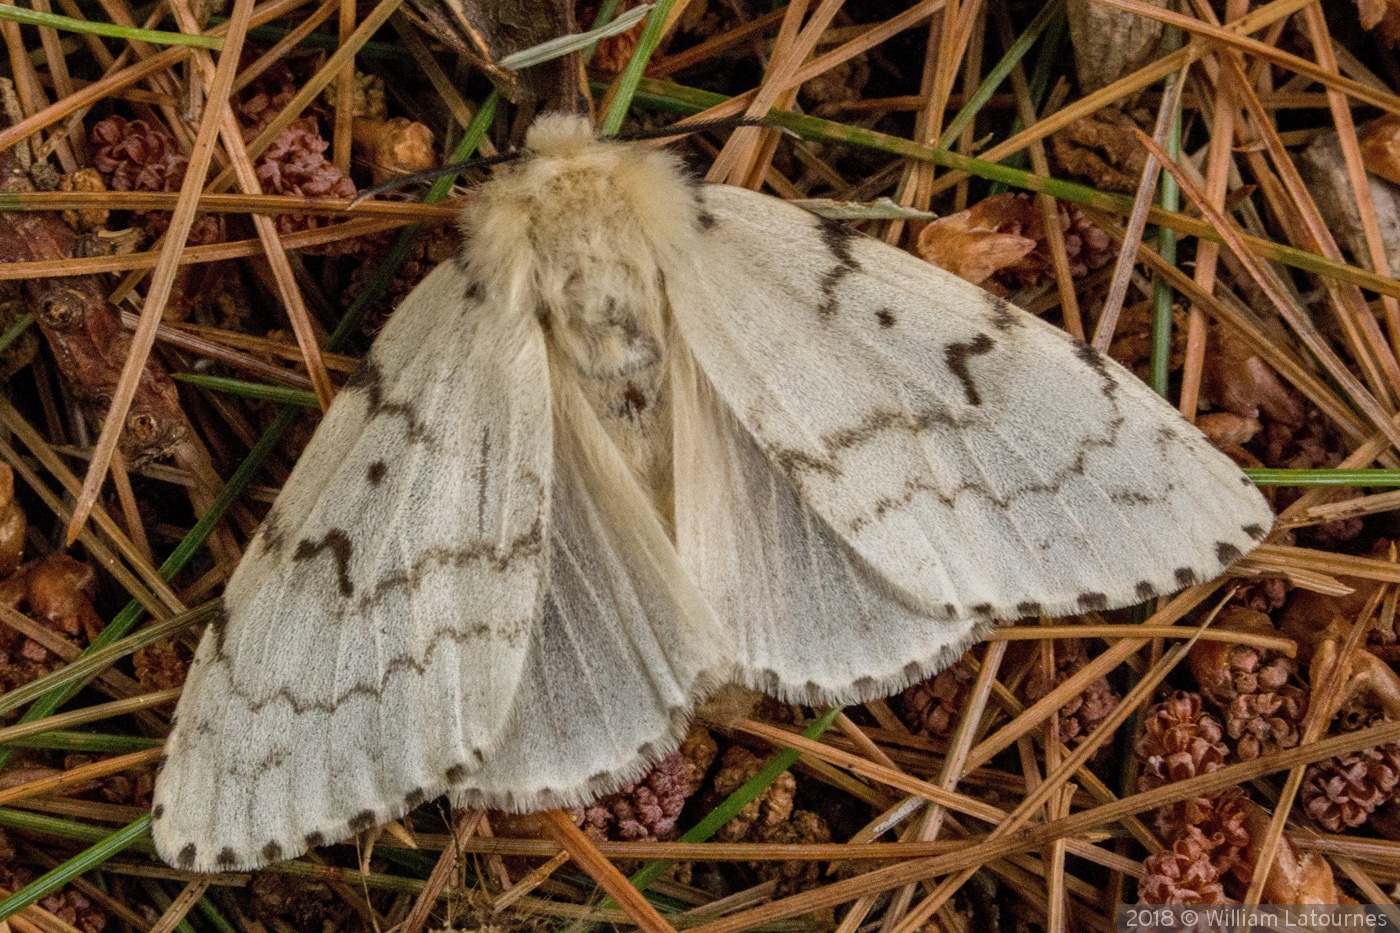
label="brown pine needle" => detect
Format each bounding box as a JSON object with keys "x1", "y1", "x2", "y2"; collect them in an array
[
  {"x1": 64, "y1": 0, "x2": 257, "y2": 545},
  {"x1": 539, "y1": 809, "x2": 680, "y2": 933}
]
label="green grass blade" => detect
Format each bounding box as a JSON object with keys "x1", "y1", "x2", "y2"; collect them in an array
[
  {"x1": 0, "y1": 730, "x2": 164, "y2": 752},
  {"x1": 0, "y1": 4, "x2": 221, "y2": 47},
  {"x1": 939, "y1": 0, "x2": 1064, "y2": 150},
  {"x1": 600, "y1": 0, "x2": 676, "y2": 136},
  {"x1": 1245, "y1": 469, "x2": 1400, "y2": 487},
  {"x1": 173, "y1": 372, "x2": 320, "y2": 407},
  {"x1": 0, "y1": 815, "x2": 151, "y2": 921}
]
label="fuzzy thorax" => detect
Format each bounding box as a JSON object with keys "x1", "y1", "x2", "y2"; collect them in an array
[{"x1": 457, "y1": 115, "x2": 703, "y2": 513}]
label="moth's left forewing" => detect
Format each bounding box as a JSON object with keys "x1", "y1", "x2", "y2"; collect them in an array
[{"x1": 667, "y1": 184, "x2": 1272, "y2": 627}]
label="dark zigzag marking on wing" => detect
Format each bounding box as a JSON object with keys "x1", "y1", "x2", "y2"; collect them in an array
[
  {"x1": 348, "y1": 512, "x2": 545, "y2": 616},
  {"x1": 346, "y1": 357, "x2": 437, "y2": 445},
  {"x1": 849, "y1": 414, "x2": 1126, "y2": 533},
  {"x1": 210, "y1": 491, "x2": 546, "y2": 718},
  {"x1": 219, "y1": 612, "x2": 532, "y2": 717},
  {"x1": 944, "y1": 334, "x2": 995, "y2": 406},
  {"x1": 293, "y1": 529, "x2": 355, "y2": 597},
  {"x1": 815, "y1": 217, "x2": 861, "y2": 319}
]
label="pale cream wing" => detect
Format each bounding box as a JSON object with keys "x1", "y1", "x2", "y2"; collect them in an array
[
  {"x1": 667, "y1": 184, "x2": 1272, "y2": 628},
  {"x1": 672, "y1": 344, "x2": 991, "y2": 704},
  {"x1": 450, "y1": 370, "x2": 731, "y2": 810},
  {"x1": 153, "y1": 260, "x2": 551, "y2": 872}
]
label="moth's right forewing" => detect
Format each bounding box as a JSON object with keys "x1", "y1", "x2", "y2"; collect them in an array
[
  {"x1": 668, "y1": 185, "x2": 1272, "y2": 622},
  {"x1": 153, "y1": 260, "x2": 552, "y2": 873}
]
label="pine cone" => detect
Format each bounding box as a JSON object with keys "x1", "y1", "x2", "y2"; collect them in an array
[
  {"x1": 1136, "y1": 692, "x2": 1228, "y2": 790},
  {"x1": 753, "y1": 809, "x2": 831, "y2": 896},
  {"x1": 901, "y1": 664, "x2": 972, "y2": 738},
  {"x1": 1302, "y1": 744, "x2": 1400, "y2": 830},
  {"x1": 1189, "y1": 607, "x2": 1295, "y2": 706},
  {"x1": 256, "y1": 119, "x2": 356, "y2": 241},
  {"x1": 1138, "y1": 826, "x2": 1227, "y2": 904},
  {"x1": 1155, "y1": 785, "x2": 1251, "y2": 879},
  {"x1": 89, "y1": 116, "x2": 223, "y2": 243},
  {"x1": 91, "y1": 115, "x2": 186, "y2": 193},
  {"x1": 709, "y1": 745, "x2": 796, "y2": 842},
  {"x1": 39, "y1": 889, "x2": 106, "y2": 933},
  {"x1": 1189, "y1": 607, "x2": 1308, "y2": 760},
  {"x1": 577, "y1": 751, "x2": 689, "y2": 842},
  {"x1": 1025, "y1": 640, "x2": 1120, "y2": 748},
  {"x1": 1224, "y1": 686, "x2": 1306, "y2": 760}
]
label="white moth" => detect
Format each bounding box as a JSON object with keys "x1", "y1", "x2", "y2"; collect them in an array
[{"x1": 151, "y1": 113, "x2": 1273, "y2": 871}]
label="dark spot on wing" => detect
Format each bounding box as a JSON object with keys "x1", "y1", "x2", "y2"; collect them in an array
[
  {"x1": 293, "y1": 529, "x2": 355, "y2": 598},
  {"x1": 1243, "y1": 523, "x2": 1267, "y2": 541},
  {"x1": 945, "y1": 334, "x2": 995, "y2": 406},
  {"x1": 404, "y1": 788, "x2": 427, "y2": 810},
  {"x1": 876, "y1": 308, "x2": 896, "y2": 328},
  {"x1": 305, "y1": 832, "x2": 325, "y2": 849},
  {"x1": 153, "y1": 804, "x2": 164, "y2": 819},
  {"x1": 1016, "y1": 601, "x2": 1043, "y2": 617},
  {"x1": 1077, "y1": 592, "x2": 1108, "y2": 612},
  {"x1": 621, "y1": 381, "x2": 648, "y2": 418},
  {"x1": 464, "y1": 277, "x2": 482, "y2": 300},
  {"x1": 262, "y1": 840, "x2": 283, "y2": 863},
  {"x1": 216, "y1": 847, "x2": 239, "y2": 870},
  {"x1": 177, "y1": 844, "x2": 197, "y2": 870},
  {"x1": 971, "y1": 603, "x2": 994, "y2": 619},
  {"x1": 367, "y1": 461, "x2": 387, "y2": 485},
  {"x1": 1175, "y1": 567, "x2": 1198, "y2": 587},
  {"x1": 697, "y1": 210, "x2": 716, "y2": 230},
  {"x1": 349, "y1": 810, "x2": 377, "y2": 833},
  {"x1": 156, "y1": 753, "x2": 168, "y2": 776},
  {"x1": 1136, "y1": 581, "x2": 1157, "y2": 600},
  {"x1": 1217, "y1": 542, "x2": 1243, "y2": 565},
  {"x1": 446, "y1": 764, "x2": 469, "y2": 783}
]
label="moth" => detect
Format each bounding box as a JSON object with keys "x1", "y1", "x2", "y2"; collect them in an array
[{"x1": 152, "y1": 113, "x2": 1273, "y2": 871}]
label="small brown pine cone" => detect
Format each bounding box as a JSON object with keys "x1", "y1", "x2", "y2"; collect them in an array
[
  {"x1": 679, "y1": 724, "x2": 718, "y2": 794},
  {"x1": 89, "y1": 116, "x2": 223, "y2": 243},
  {"x1": 577, "y1": 751, "x2": 689, "y2": 842},
  {"x1": 1060, "y1": 203, "x2": 1114, "y2": 276},
  {"x1": 1024, "y1": 640, "x2": 1120, "y2": 748},
  {"x1": 1136, "y1": 691, "x2": 1228, "y2": 790},
  {"x1": 1225, "y1": 684, "x2": 1306, "y2": 760},
  {"x1": 38, "y1": 889, "x2": 106, "y2": 933},
  {"x1": 900, "y1": 664, "x2": 973, "y2": 738},
  {"x1": 1302, "y1": 743, "x2": 1400, "y2": 831},
  {"x1": 1155, "y1": 785, "x2": 1251, "y2": 878},
  {"x1": 753, "y1": 809, "x2": 831, "y2": 896},
  {"x1": 256, "y1": 119, "x2": 357, "y2": 243},
  {"x1": 90, "y1": 115, "x2": 186, "y2": 192},
  {"x1": 709, "y1": 745, "x2": 796, "y2": 842},
  {"x1": 1189, "y1": 607, "x2": 1296, "y2": 706},
  {"x1": 1137, "y1": 826, "x2": 1227, "y2": 904}
]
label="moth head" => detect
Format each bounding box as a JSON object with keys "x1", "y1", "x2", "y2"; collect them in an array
[{"x1": 524, "y1": 113, "x2": 598, "y2": 158}]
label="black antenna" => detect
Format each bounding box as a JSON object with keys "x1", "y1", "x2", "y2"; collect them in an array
[
  {"x1": 347, "y1": 151, "x2": 525, "y2": 208},
  {"x1": 346, "y1": 116, "x2": 792, "y2": 208},
  {"x1": 611, "y1": 115, "x2": 787, "y2": 142}
]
